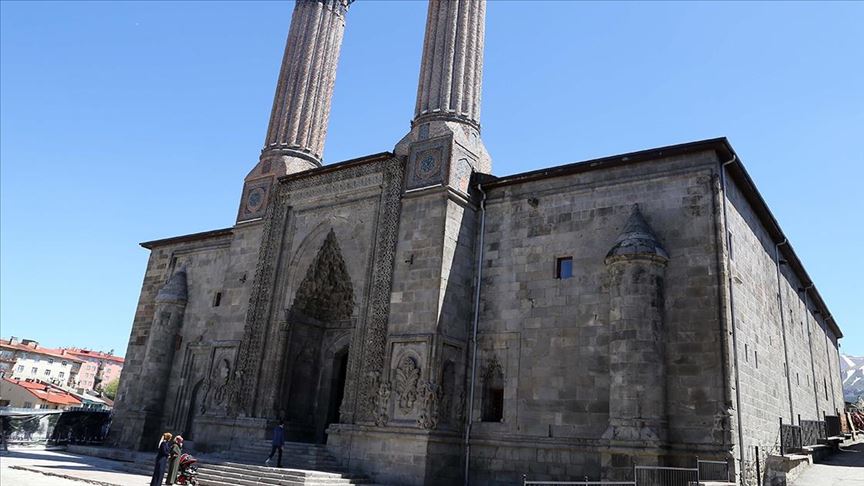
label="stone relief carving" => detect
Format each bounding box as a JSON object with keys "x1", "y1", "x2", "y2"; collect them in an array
[
  {"x1": 481, "y1": 355, "x2": 504, "y2": 384},
  {"x1": 211, "y1": 358, "x2": 231, "y2": 408},
  {"x1": 374, "y1": 377, "x2": 391, "y2": 427},
  {"x1": 417, "y1": 380, "x2": 441, "y2": 430},
  {"x1": 230, "y1": 156, "x2": 403, "y2": 420},
  {"x1": 228, "y1": 185, "x2": 289, "y2": 416},
  {"x1": 353, "y1": 158, "x2": 404, "y2": 423},
  {"x1": 455, "y1": 389, "x2": 466, "y2": 427},
  {"x1": 394, "y1": 356, "x2": 421, "y2": 414},
  {"x1": 291, "y1": 228, "x2": 354, "y2": 322}
]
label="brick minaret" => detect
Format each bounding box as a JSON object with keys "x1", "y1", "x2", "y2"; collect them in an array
[
  {"x1": 414, "y1": 0, "x2": 485, "y2": 130},
  {"x1": 238, "y1": 0, "x2": 352, "y2": 223},
  {"x1": 396, "y1": 0, "x2": 491, "y2": 175}
]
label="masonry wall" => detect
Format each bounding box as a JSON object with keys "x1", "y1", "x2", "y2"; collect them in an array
[
  {"x1": 723, "y1": 174, "x2": 844, "y2": 484},
  {"x1": 468, "y1": 150, "x2": 729, "y2": 483},
  {"x1": 111, "y1": 222, "x2": 265, "y2": 449}
]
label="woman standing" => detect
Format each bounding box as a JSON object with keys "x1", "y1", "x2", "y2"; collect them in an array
[
  {"x1": 149, "y1": 432, "x2": 172, "y2": 486},
  {"x1": 166, "y1": 435, "x2": 184, "y2": 485}
]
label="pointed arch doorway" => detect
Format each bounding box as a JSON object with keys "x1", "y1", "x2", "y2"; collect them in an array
[{"x1": 280, "y1": 228, "x2": 356, "y2": 443}]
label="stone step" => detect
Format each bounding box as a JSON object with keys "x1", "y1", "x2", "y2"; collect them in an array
[
  {"x1": 210, "y1": 455, "x2": 343, "y2": 471},
  {"x1": 213, "y1": 450, "x2": 339, "y2": 461},
  {"x1": 119, "y1": 458, "x2": 370, "y2": 485},
  {"x1": 205, "y1": 461, "x2": 364, "y2": 480}
]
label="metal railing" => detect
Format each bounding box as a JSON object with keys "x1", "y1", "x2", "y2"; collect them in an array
[
  {"x1": 825, "y1": 413, "x2": 841, "y2": 437},
  {"x1": 799, "y1": 419, "x2": 826, "y2": 447},
  {"x1": 780, "y1": 417, "x2": 803, "y2": 454},
  {"x1": 523, "y1": 461, "x2": 731, "y2": 486},
  {"x1": 523, "y1": 481, "x2": 634, "y2": 486},
  {"x1": 697, "y1": 459, "x2": 730, "y2": 482},
  {"x1": 633, "y1": 466, "x2": 698, "y2": 486}
]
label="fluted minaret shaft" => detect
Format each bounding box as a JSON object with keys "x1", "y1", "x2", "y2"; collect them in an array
[
  {"x1": 414, "y1": 0, "x2": 485, "y2": 129},
  {"x1": 262, "y1": 0, "x2": 350, "y2": 166}
]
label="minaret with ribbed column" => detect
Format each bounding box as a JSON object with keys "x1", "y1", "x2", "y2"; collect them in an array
[
  {"x1": 238, "y1": 0, "x2": 352, "y2": 223},
  {"x1": 414, "y1": 0, "x2": 485, "y2": 129},
  {"x1": 396, "y1": 0, "x2": 491, "y2": 179}
]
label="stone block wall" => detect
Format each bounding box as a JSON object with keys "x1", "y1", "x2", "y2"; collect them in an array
[
  {"x1": 469, "y1": 150, "x2": 729, "y2": 482},
  {"x1": 722, "y1": 172, "x2": 844, "y2": 483},
  {"x1": 111, "y1": 226, "x2": 260, "y2": 450}
]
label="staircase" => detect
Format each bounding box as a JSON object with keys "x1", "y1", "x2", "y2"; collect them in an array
[
  {"x1": 114, "y1": 441, "x2": 375, "y2": 485},
  {"x1": 208, "y1": 440, "x2": 345, "y2": 472}
]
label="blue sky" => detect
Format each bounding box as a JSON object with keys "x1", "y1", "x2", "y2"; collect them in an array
[{"x1": 1, "y1": 1, "x2": 862, "y2": 356}]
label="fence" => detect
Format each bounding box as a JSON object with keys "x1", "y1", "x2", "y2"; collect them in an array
[
  {"x1": 633, "y1": 466, "x2": 698, "y2": 486},
  {"x1": 0, "y1": 408, "x2": 111, "y2": 446},
  {"x1": 523, "y1": 480, "x2": 634, "y2": 486},
  {"x1": 799, "y1": 418, "x2": 826, "y2": 447},
  {"x1": 697, "y1": 459, "x2": 730, "y2": 482},
  {"x1": 825, "y1": 413, "x2": 841, "y2": 437},
  {"x1": 780, "y1": 418, "x2": 803, "y2": 454},
  {"x1": 524, "y1": 462, "x2": 733, "y2": 486}
]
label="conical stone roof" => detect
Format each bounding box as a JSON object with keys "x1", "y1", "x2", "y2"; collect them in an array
[
  {"x1": 605, "y1": 204, "x2": 669, "y2": 264},
  {"x1": 155, "y1": 267, "x2": 188, "y2": 303}
]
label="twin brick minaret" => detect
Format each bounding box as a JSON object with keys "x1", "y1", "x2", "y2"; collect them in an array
[
  {"x1": 238, "y1": 0, "x2": 491, "y2": 223},
  {"x1": 237, "y1": 0, "x2": 352, "y2": 223}
]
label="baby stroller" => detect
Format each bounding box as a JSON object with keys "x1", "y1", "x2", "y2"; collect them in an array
[{"x1": 174, "y1": 453, "x2": 199, "y2": 485}]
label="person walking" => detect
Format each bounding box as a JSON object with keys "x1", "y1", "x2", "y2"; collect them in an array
[
  {"x1": 264, "y1": 422, "x2": 284, "y2": 467},
  {"x1": 166, "y1": 435, "x2": 184, "y2": 484},
  {"x1": 149, "y1": 432, "x2": 172, "y2": 486}
]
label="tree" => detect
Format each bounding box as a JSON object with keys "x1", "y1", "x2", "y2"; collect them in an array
[{"x1": 102, "y1": 378, "x2": 120, "y2": 400}]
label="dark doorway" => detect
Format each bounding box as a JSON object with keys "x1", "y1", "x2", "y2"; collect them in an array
[
  {"x1": 325, "y1": 350, "x2": 349, "y2": 442},
  {"x1": 183, "y1": 380, "x2": 203, "y2": 440}
]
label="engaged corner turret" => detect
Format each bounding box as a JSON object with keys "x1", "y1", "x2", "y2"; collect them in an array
[
  {"x1": 155, "y1": 266, "x2": 188, "y2": 304},
  {"x1": 605, "y1": 204, "x2": 669, "y2": 264}
]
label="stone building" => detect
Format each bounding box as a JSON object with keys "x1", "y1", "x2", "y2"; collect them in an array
[{"x1": 110, "y1": 1, "x2": 845, "y2": 484}]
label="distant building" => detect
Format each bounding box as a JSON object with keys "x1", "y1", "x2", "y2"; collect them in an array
[
  {"x1": 0, "y1": 338, "x2": 124, "y2": 396},
  {"x1": 63, "y1": 348, "x2": 124, "y2": 393},
  {"x1": 0, "y1": 378, "x2": 82, "y2": 410},
  {"x1": 0, "y1": 337, "x2": 83, "y2": 388}
]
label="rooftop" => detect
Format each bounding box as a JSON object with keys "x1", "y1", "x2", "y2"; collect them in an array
[
  {"x1": 3, "y1": 378, "x2": 83, "y2": 406},
  {"x1": 1, "y1": 339, "x2": 85, "y2": 363}
]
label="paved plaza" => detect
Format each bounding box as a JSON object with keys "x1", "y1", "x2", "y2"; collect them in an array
[
  {"x1": 0, "y1": 449, "x2": 151, "y2": 486},
  {"x1": 791, "y1": 443, "x2": 864, "y2": 486},
  {"x1": 3, "y1": 445, "x2": 864, "y2": 485}
]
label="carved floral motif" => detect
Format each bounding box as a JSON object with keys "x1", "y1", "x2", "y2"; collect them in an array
[
  {"x1": 394, "y1": 356, "x2": 421, "y2": 414},
  {"x1": 417, "y1": 380, "x2": 441, "y2": 430}
]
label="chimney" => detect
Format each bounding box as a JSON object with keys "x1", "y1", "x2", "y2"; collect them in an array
[{"x1": 238, "y1": 0, "x2": 354, "y2": 223}]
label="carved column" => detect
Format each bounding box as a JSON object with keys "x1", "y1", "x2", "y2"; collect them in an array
[
  {"x1": 603, "y1": 205, "x2": 669, "y2": 445},
  {"x1": 238, "y1": 0, "x2": 352, "y2": 223}
]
